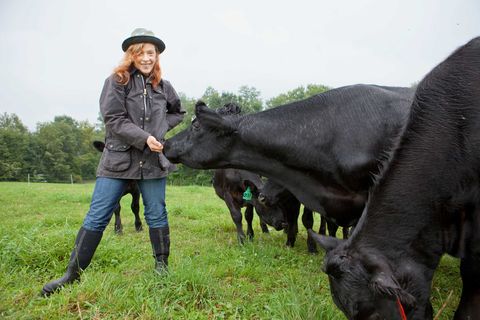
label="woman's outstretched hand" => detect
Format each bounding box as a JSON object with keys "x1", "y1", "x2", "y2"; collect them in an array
[{"x1": 147, "y1": 135, "x2": 163, "y2": 152}]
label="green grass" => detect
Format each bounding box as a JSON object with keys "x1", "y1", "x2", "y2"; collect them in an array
[{"x1": 0, "y1": 182, "x2": 461, "y2": 319}]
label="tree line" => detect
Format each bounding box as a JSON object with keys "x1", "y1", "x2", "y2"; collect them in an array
[{"x1": 0, "y1": 84, "x2": 329, "y2": 184}]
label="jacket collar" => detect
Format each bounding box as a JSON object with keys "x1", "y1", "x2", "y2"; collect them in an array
[
  {"x1": 129, "y1": 67, "x2": 163, "y2": 88},
  {"x1": 129, "y1": 67, "x2": 149, "y2": 81}
]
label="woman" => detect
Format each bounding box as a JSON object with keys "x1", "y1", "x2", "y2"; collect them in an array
[{"x1": 42, "y1": 28, "x2": 185, "y2": 296}]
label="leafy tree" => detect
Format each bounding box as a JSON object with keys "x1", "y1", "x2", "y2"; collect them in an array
[
  {"x1": 200, "y1": 87, "x2": 225, "y2": 110},
  {"x1": 35, "y1": 116, "x2": 100, "y2": 182},
  {"x1": 96, "y1": 112, "x2": 105, "y2": 135},
  {"x1": 23, "y1": 133, "x2": 45, "y2": 181},
  {"x1": 237, "y1": 85, "x2": 263, "y2": 113},
  {"x1": 201, "y1": 86, "x2": 263, "y2": 114},
  {"x1": 77, "y1": 121, "x2": 103, "y2": 181},
  {"x1": 167, "y1": 164, "x2": 213, "y2": 186},
  {"x1": 266, "y1": 84, "x2": 330, "y2": 109},
  {"x1": 0, "y1": 113, "x2": 30, "y2": 180}
]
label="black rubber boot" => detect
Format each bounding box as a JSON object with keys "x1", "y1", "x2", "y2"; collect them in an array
[
  {"x1": 149, "y1": 226, "x2": 170, "y2": 274},
  {"x1": 41, "y1": 227, "x2": 103, "y2": 296}
]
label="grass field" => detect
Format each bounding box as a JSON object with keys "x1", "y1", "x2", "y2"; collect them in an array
[{"x1": 0, "y1": 182, "x2": 462, "y2": 319}]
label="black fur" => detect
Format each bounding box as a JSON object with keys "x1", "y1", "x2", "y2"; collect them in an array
[{"x1": 315, "y1": 37, "x2": 480, "y2": 320}]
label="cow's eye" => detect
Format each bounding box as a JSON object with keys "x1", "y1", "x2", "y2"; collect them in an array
[
  {"x1": 191, "y1": 120, "x2": 200, "y2": 130},
  {"x1": 325, "y1": 261, "x2": 344, "y2": 279}
]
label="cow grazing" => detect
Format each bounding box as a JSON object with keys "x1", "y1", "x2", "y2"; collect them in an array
[
  {"x1": 93, "y1": 141, "x2": 143, "y2": 233},
  {"x1": 310, "y1": 37, "x2": 480, "y2": 319},
  {"x1": 213, "y1": 168, "x2": 270, "y2": 244},
  {"x1": 164, "y1": 84, "x2": 414, "y2": 232},
  {"x1": 255, "y1": 179, "x2": 347, "y2": 253}
]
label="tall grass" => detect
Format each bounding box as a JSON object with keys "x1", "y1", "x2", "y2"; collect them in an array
[{"x1": 0, "y1": 182, "x2": 461, "y2": 319}]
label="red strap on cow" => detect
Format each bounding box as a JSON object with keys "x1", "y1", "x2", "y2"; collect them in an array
[{"x1": 396, "y1": 297, "x2": 407, "y2": 320}]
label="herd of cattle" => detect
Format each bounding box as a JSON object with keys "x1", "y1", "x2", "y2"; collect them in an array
[{"x1": 112, "y1": 37, "x2": 480, "y2": 319}]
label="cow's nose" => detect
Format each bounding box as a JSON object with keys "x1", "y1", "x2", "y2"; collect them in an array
[{"x1": 163, "y1": 140, "x2": 176, "y2": 160}]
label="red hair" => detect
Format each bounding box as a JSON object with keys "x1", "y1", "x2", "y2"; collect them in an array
[{"x1": 113, "y1": 43, "x2": 162, "y2": 88}]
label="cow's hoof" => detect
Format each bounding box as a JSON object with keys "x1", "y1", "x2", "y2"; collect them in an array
[
  {"x1": 237, "y1": 235, "x2": 246, "y2": 245},
  {"x1": 285, "y1": 241, "x2": 295, "y2": 248}
]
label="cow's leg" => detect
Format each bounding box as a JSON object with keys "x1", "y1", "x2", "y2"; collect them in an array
[
  {"x1": 342, "y1": 226, "x2": 350, "y2": 239},
  {"x1": 285, "y1": 208, "x2": 300, "y2": 248},
  {"x1": 454, "y1": 257, "x2": 480, "y2": 319},
  {"x1": 131, "y1": 192, "x2": 142, "y2": 232},
  {"x1": 327, "y1": 221, "x2": 338, "y2": 238},
  {"x1": 245, "y1": 204, "x2": 254, "y2": 240},
  {"x1": 454, "y1": 207, "x2": 480, "y2": 319},
  {"x1": 259, "y1": 218, "x2": 270, "y2": 234},
  {"x1": 224, "y1": 193, "x2": 246, "y2": 244},
  {"x1": 113, "y1": 204, "x2": 123, "y2": 234},
  {"x1": 302, "y1": 208, "x2": 318, "y2": 253},
  {"x1": 319, "y1": 216, "x2": 326, "y2": 235}
]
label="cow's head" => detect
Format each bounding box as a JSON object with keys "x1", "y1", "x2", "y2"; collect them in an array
[
  {"x1": 309, "y1": 230, "x2": 416, "y2": 319},
  {"x1": 164, "y1": 101, "x2": 239, "y2": 169},
  {"x1": 251, "y1": 179, "x2": 295, "y2": 231},
  {"x1": 239, "y1": 180, "x2": 284, "y2": 231}
]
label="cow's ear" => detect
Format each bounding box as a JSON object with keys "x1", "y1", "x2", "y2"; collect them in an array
[
  {"x1": 370, "y1": 272, "x2": 416, "y2": 307},
  {"x1": 194, "y1": 100, "x2": 208, "y2": 112},
  {"x1": 195, "y1": 100, "x2": 236, "y2": 133},
  {"x1": 364, "y1": 254, "x2": 416, "y2": 307},
  {"x1": 308, "y1": 229, "x2": 342, "y2": 252}
]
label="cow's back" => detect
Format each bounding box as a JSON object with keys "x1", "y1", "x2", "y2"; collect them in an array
[{"x1": 242, "y1": 84, "x2": 414, "y2": 192}]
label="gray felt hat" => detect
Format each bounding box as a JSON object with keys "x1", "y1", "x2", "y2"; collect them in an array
[{"x1": 122, "y1": 28, "x2": 165, "y2": 53}]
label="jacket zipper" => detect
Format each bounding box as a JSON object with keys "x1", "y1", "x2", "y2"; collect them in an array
[
  {"x1": 140, "y1": 75, "x2": 147, "y2": 178},
  {"x1": 141, "y1": 76, "x2": 147, "y2": 128}
]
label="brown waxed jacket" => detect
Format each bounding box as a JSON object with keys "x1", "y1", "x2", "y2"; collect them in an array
[{"x1": 96, "y1": 69, "x2": 185, "y2": 179}]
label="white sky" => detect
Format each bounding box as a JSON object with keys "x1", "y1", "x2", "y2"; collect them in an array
[{"x1": 1, "y1": 0, "x2": 479, "y2": 130}]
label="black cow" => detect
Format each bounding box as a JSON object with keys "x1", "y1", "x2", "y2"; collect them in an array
[
  {"x1": 255, "y1": 179, "x2": 347, "y2": 253},
  {"x1": 211, "y1": 102, "x2": 325, "y2": 248},
  {"x1": 212, "y1": 168, "x2": 270, "y2": 244},
  {"x1": 93, "y1": 141, "x2": 142, "y2": 233},
  {"x1": 310, "y1": 37, "x2": 480, "y2": 319},
  {"x1": 164, "y1": 84, "x2": 414, "y2": 232}
]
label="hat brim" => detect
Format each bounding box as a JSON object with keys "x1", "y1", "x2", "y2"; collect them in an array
[{"x1": 122, "y1": 35, "x2": 166, "y2": 53}]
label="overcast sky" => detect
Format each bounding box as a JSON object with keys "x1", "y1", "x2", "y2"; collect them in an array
[{"x1": 1, "y1": 0, "x2": 479, "y2": 130}]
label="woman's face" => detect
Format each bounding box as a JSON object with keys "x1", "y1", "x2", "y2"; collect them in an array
[{"x1": 133, "y1": 43, "x2": 158, "y2": 76}]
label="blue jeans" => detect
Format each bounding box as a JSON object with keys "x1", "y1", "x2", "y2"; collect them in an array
[{"x1": 83, "y1": 177, "x2": 168, "y2": 232}]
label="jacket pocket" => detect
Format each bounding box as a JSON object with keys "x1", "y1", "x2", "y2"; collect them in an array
[{"x1": 101, "y1": 140, "x2": 132, "y2": 172}]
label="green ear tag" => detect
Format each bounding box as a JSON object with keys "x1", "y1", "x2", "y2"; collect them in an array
[{"x1": 243, "y1": 186, "x2": 252, "y2": 201}]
